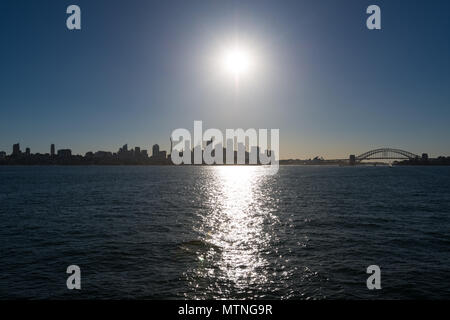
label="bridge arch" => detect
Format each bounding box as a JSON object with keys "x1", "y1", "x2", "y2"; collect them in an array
[{"x1": 356, "y1": 148, "x2": 418, "y2": 161}]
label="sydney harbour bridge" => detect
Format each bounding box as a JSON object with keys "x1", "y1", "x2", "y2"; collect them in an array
[{"x1": 349, "y1": 148, "x2": 422, "y2": 165}]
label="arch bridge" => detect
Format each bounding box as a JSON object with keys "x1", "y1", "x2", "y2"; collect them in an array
[{"x1": 355, "y1": 148, "x2": 418, "y2": 161}]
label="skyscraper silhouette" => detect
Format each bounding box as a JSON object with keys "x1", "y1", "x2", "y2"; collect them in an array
[
  {"x1": 152, "y1": 144, "x2": 160, "y2": 158},
  {"x1": 12, "y1": 143, "x2": 21, "y2": 157}
]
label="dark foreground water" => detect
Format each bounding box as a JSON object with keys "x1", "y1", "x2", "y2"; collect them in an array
[{"x1": 0, "y1": 165, "x2": 449, "y2": 299}]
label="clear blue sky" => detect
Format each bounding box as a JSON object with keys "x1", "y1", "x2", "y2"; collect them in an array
[{"x1": 0, "y1": 0, "x2": 449, "y2": 159}]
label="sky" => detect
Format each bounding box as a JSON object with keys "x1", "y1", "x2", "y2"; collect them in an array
[{"x1": 0, "y1": 0, "x2": 449, "y2": 159}]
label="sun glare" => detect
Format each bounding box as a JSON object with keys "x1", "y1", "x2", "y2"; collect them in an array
[{"x1": 222, "y1": 46, "x2": 253, "y2": 78}]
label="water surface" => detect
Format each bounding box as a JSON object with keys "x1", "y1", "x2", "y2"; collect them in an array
[{"x1": 0, "y1": 165, "x2": 449, "y2": 299}]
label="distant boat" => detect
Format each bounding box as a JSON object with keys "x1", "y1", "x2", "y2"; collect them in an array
[{"x1": 389, "y1": 163, "x2": 393, "y2": 168}]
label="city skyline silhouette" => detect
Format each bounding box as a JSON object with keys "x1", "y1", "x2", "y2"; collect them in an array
[{"x1": 2, "y1": 140, "x2": 449, "y2": 166}]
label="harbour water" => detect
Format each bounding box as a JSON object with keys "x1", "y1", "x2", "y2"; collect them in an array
[{"x1": 0, "y1": 165, "x2": 449, "y2": 299}]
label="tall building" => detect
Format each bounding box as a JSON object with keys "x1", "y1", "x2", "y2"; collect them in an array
[
  {"x1": 152, "y1": 144, "x2": 160, "y2": 158},
  {"x1": 51, "y1": 144, "x2": 55, "y2": 156},
  {"x1": 12, "y1": 143, "x2": 21, "y2": 156},
  {"x1": 25, "y1": 148, "x2": 30, "y2": 156}
]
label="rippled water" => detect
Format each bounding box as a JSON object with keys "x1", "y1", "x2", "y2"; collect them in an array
[{"x1": 0, "y1": 165, "x2": 449, "y2": 299}]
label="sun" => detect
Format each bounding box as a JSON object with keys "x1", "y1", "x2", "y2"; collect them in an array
[{"x1": 222, "y1": 46, "x2": 253, "y2": 78}]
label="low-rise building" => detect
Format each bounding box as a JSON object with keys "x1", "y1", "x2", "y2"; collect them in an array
[{"x1": 57, "y1": 149, "x2": 72, "y2": 158}]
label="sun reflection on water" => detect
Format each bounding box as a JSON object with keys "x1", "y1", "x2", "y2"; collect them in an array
[{"x1": 186, "y1": 166, "x2": 279, "y2": 298}]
